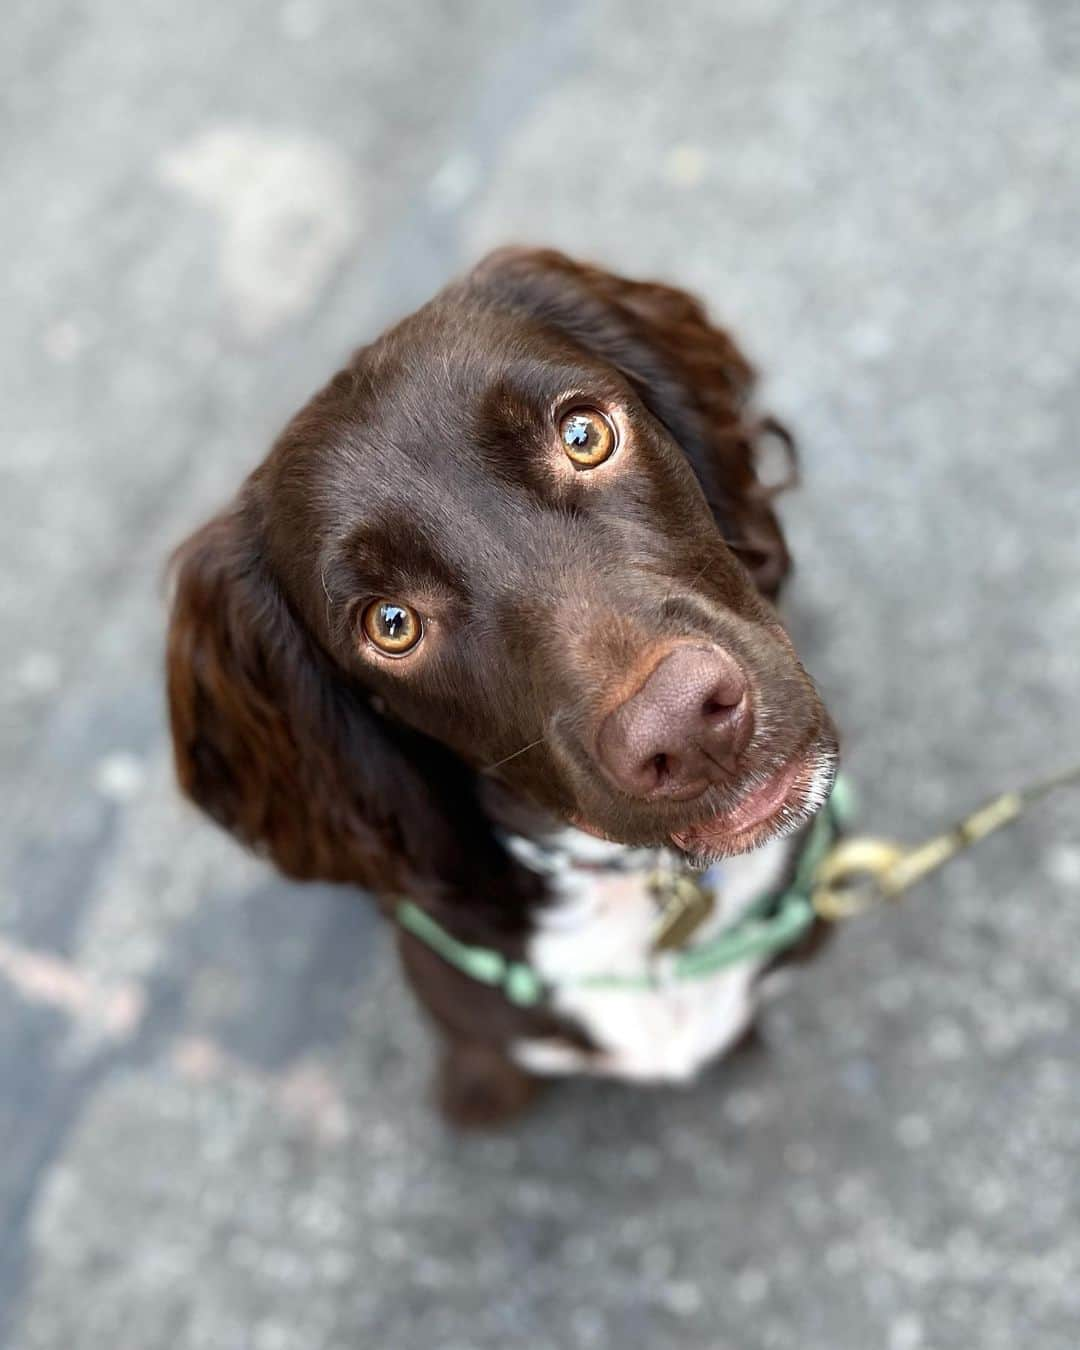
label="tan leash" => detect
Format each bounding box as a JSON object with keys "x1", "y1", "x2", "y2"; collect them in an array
[{"x1": 812, "y1": 761, "x2": 1080, "y2": 922}]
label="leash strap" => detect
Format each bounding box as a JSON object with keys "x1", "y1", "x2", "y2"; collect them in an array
[
  {"x1": 812, "y1": 760, "x2": 1080, "y2": 919},
  {"x1": 396, "y1": 776, "x2": 855, "y2": 1008}
]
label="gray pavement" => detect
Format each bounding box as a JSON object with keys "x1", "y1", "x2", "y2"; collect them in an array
[{"x1": 3, "y1": 2, "x2": 1079, "y2": 1347}]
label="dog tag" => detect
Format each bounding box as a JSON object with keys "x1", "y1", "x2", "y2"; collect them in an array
[{"x1": 649, "y1": 871, "x2": 717, "y2": 953}]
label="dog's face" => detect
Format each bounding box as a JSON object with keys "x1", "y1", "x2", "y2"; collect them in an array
[
  {"x1": 270, "y1": 308, "x2": 835, "y2": 864},
  {"x1": 168, "y1": 250, "x2": 837, "y2": 890}
]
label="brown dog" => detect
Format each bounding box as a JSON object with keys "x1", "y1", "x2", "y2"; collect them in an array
[{"x1": 167, "y1": 249, "x2": 838, "y2": 1125}]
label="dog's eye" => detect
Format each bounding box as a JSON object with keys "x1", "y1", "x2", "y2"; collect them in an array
[
  {"x1": 362, "y1": 600, "x2": 423, "y2": 655},
  {"x1": 559, "y1": 408, "x2": 617, "y2": 467}
]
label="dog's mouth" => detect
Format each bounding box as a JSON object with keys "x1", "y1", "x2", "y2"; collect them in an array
[
  {"x1": 670, "y1": 748, "x2": 837, "y2": 863},
  {"x1": 566, "y1": 745, "x2": 837, "y2": 862}
]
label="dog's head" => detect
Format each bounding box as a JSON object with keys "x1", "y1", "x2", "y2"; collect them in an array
[{"x1": 168, "y1": 249, "x2": 837, "y2": 897}]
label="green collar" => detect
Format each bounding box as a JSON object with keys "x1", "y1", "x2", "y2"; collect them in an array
[{"x1": 396, "y1": 777, "x2": 853, "y2": 1009}]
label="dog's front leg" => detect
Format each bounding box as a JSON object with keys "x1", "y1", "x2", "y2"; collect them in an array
[{"x1": 435, "y1": 1039, "x2": 543, "y2": 1129}]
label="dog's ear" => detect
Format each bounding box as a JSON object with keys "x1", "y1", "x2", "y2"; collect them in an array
[
  {"x1": 473, "y1": 247, "x2": 795, "y2": 598},
  {"x1": 166, "y1": 498, "x2": 501, "y2": 895}
]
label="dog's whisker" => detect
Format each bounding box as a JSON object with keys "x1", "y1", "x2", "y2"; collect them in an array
[
  {"x1": 483, "y1": 735, "x2": 546, "y2": 773},
  {"x1": 661, "y1": 551, "x2": 720, "y2": 608},
  {"x1": 686, "y1": 556, "x2": 717, "y2": 588},
  {"x1": 320, "y1": 565, "x2": 334, "y2": 627}
]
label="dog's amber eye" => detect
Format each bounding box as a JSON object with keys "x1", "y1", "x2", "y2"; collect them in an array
[
  {"x1": 362, "y1": 600, "x2": 423, "y2": 655},
  {"x1": 559, "y1": 408, "x2": 616, "y2": 467}
]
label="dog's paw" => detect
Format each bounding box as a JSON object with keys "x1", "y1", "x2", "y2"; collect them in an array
[{"x1": 436, "y1": 1042, "x2": 542, "y2": 1129}]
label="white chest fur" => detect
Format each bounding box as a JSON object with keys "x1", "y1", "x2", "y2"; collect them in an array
[{"x1": 510, "y1": 834, "x2": 795, "y2": 1083}]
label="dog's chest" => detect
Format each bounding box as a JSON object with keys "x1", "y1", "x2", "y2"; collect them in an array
[{"x1": 512, "y1": 837, "x2": 794, "y2": 1083}]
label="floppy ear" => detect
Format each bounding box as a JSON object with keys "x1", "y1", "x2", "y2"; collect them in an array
[
  {"x1": 473, "y1": 248, "x2": 795, "y2": 599},
  {"x1": 166, "y1": 497, "x2": 505, "y2": 896}
]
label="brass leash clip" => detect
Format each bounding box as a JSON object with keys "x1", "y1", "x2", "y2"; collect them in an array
[{"x1": 812, "y1": 761, "x2": 1080, "y2": 922}]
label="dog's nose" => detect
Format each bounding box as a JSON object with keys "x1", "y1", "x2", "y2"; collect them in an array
[{"x1": 596, "y1": 645, "x2": 753, "y2": 799}]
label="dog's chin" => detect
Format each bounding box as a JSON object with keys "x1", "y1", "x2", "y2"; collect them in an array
[
  {"x1": 670, "y1": 750, "x2": 837, "y2": 866},
  {"x1": 567, "y1": 747, "x2": 838, "y2": 863}
]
